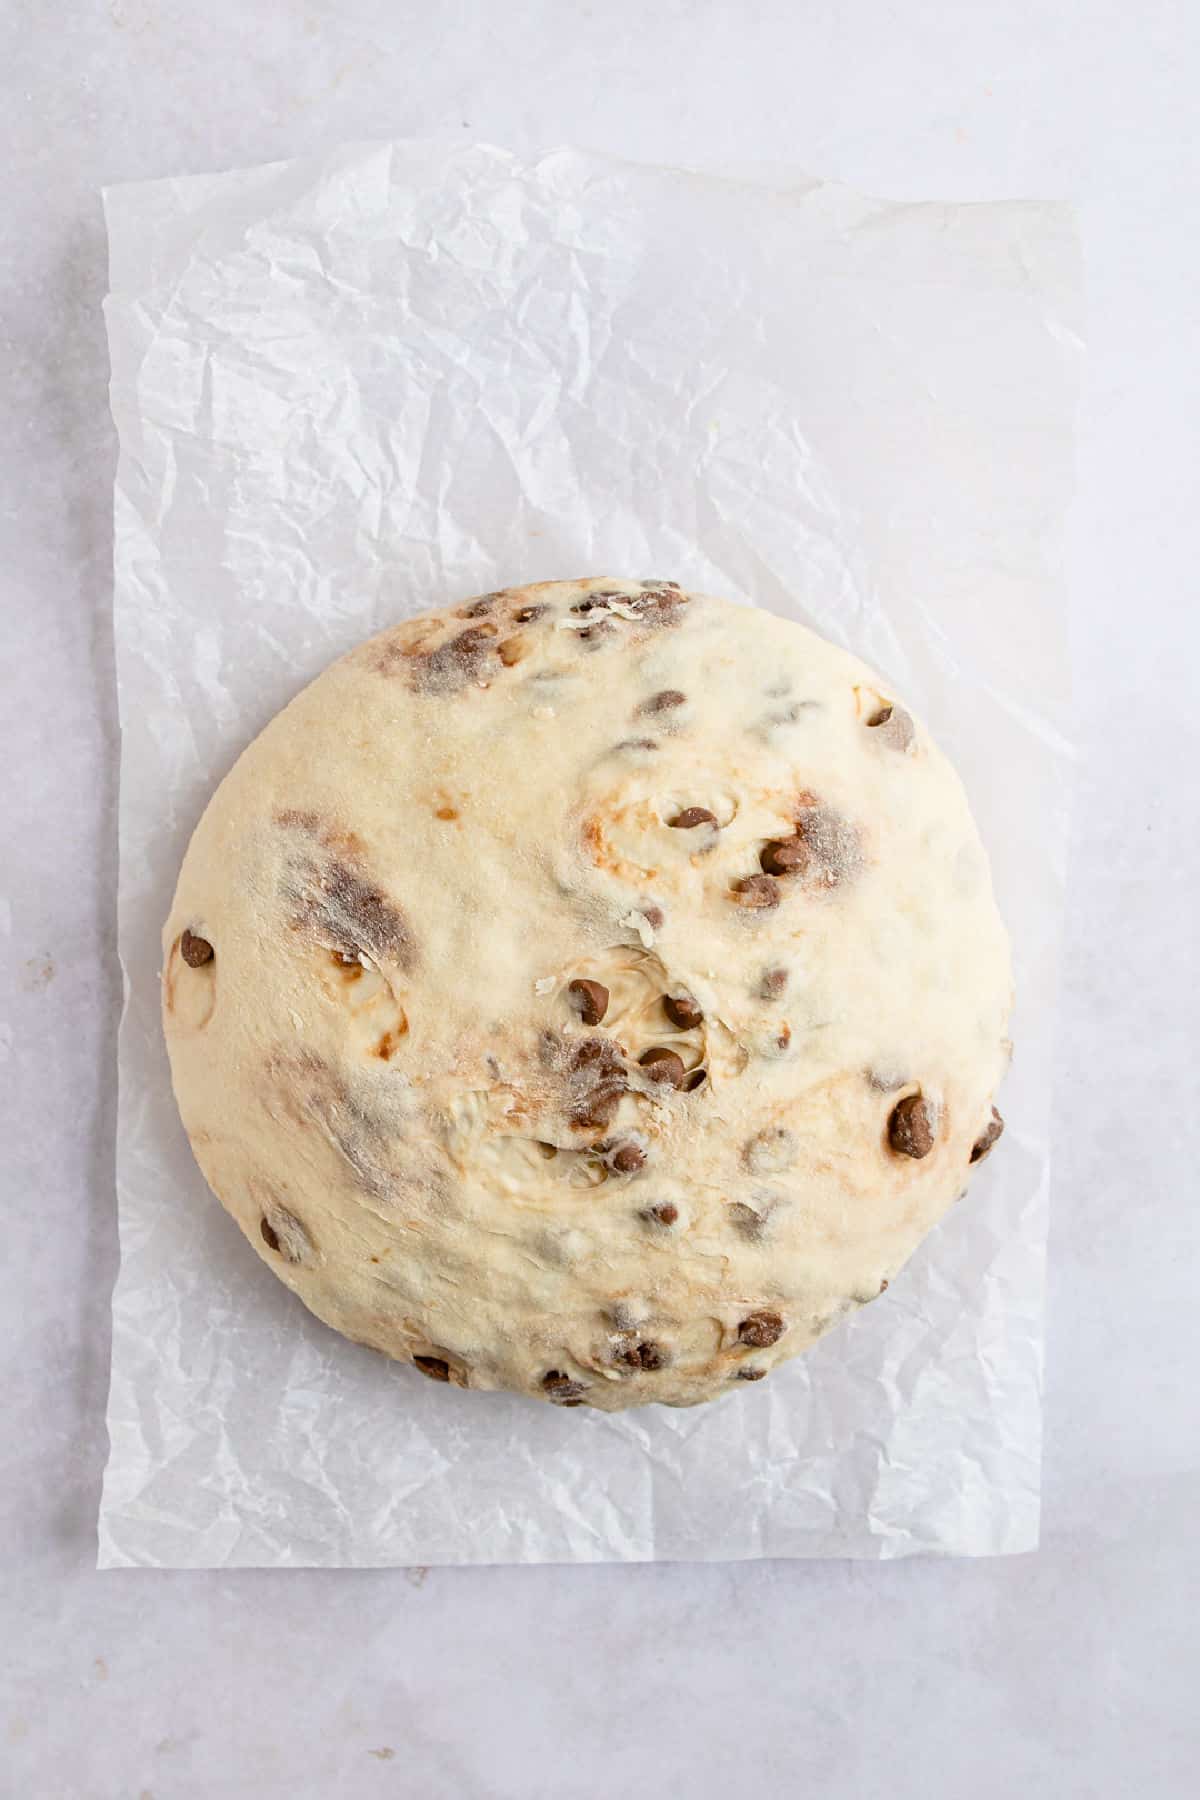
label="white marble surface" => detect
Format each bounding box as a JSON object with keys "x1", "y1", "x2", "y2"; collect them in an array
[{"x1": 2, "y1": 3, "x2": 1196, "y2": 1795}]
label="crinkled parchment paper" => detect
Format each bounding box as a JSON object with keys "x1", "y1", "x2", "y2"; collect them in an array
[{"x1": 99, "y1": 140, "x2": 1080, "y2": 1567}]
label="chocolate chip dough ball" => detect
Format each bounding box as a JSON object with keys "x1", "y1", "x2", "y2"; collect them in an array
[{"x1": 162, "y1": 580, "x2": 1011, "y2": 1411}]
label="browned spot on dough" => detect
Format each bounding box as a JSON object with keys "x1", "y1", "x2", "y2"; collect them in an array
[
  {"x1": 275, "y1": 807, "x2": 322, "y2": 833},
  {"x1": 330, "y1": 949, "x2": 364, "y2": 983},
  {"x1": 435, "y1": 805, "x2": 459, "y2": 821},
  {"x1": 275, "y1": 811, "x2": 367, "y2": 862},
  {"x1": 373, "y1": 1020, "x2": 409, "y2": 1061}
]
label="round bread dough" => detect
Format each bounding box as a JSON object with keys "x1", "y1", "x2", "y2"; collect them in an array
[{"x1": 163, "y1": 579, "x2": 1011, "y2": 1411}]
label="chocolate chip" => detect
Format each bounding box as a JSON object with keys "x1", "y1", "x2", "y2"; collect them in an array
[
  {"x1": 257, "y1": 1203, "x2": 315, "y2": 1264},
  {"x1": 888, "y1": 1094, "x2": 936, "y2": 1159},
  {"x1": 566, "y1": 1035, "x2": 627, "y2": 1130},
  {"x1": 736, "y1": 1368, "x2": 767, "y2": 1381},
  {"x1": 669, "y1": 807, "x2": 717, "y2": 829},
  {"x1": 970, "y1": 1107, "x2": 1005, "y2": 1163},
  {"x1": 180, "y1": 929, "x2": 214, "y2": 967},
  {"x1": 639, "y1": 1048, "x2": 686, "y2": 1087},
  {"x1": 609, "y1": 1142, "x2": 646, "y2": 1174},
  {"x1": 567, "y1": 978, "x2": 609, "y2": 1026},
  {"x1": 643, "y1": 1201, "x2": 678, "y2": 1226},
  {"x1": 615, "y1": 1339, "x2": 666, "y2": 1371},
  {"x1": 683, "y1": 1068, "x2": 707, "y2": 1092},
  {"x1": 663, "y1": 993, "x2": 702, "y2": 1030},
  {"x1": 759, "y1": 966, "x2": 788, "y2": 1000},
  {"x1": 459, "y1": 595, "x2": 498, "y2": 618},
  {"x1": 641, "y1": 689, "x2": 686, "y2": 713},
  {"x1": 731, "y1": 875, "x2": 780, "y2": 909},
  {"x1": 738, "y1": 1310, "x2": 785, "y2": 1348},
  {"x1": 514, "y1": 604, "x2": 548, "y2": 623},
  {"x1": 413, "y1": 1356, "x2": 452, "y2": 1382},
  {"x1": 639, "y1": 903, "x2": 665, "y2": 930},
  {"x1": 571, "y1": 596, "x2": 606, "y2": 613},
  {"x1": 867, "y1": 704, "x2": 916, "y2": 751},
  {"x1": 542, "y1": 1370, "x2": 587, "y2": 1400},
  {"x1": 759, "y1": 837, "x2": 808, "y2": 877}
]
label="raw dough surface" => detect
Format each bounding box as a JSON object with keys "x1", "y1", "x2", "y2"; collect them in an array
[{"x1": 163, "y1": 580, "x2": 1011, "y2": 1410}]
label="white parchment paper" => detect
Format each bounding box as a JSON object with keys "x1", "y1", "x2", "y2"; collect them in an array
[{"x1": 100, "y1": 140, "x2": 1080, "y2": 1568}]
